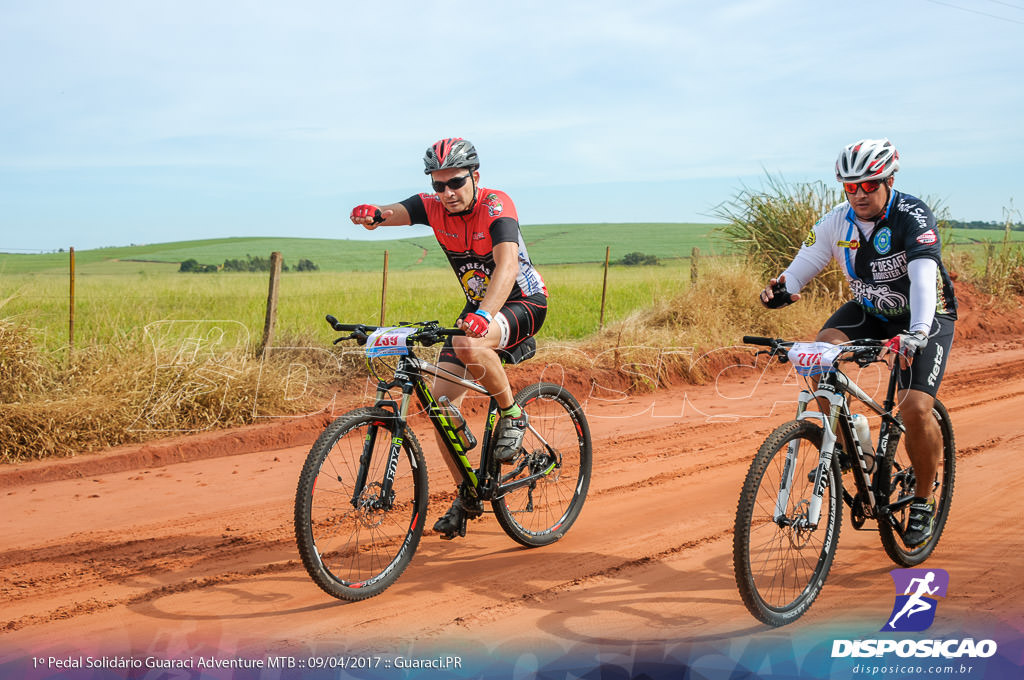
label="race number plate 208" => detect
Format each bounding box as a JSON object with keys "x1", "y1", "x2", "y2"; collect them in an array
[{"x1": 787, "y1": 342, "x2": 841, "y2": 376}]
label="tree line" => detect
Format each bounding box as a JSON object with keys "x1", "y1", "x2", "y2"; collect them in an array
[
  {"x1": 179, "y1": 254, "x2": 319, "y2": 273},
  {"x1": 945, "y1": 219, "x2": 1023, "y2": 231}
]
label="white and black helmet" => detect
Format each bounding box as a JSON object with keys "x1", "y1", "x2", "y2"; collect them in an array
[
  {"x1": 423, "y1": 138, "x2": 479, "y2": 174},
  {"x1": 835, "y1": 138, "x2": 900, "y2": 182}
]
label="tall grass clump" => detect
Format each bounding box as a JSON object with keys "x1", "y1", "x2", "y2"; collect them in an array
[
  {"x1": 937, "y1": 204, "x2": 1024, "y2": 298},
  {"x1": 713, "y1": 174, "x2": 847, "y2": 304},
  {"x1": 0, "y1": 317, "x2": 53, "y2": 403},
  {"x1": 976, "y1": 207, "x2": 1024, "y2": 297},
  {"x1": 563, "y1": 259, "x2": 834, "y2": 388}
]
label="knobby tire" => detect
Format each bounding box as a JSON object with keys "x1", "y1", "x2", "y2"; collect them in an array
[
  {"x1": 733, "y1": 420, "x2": 843, "y2": 627},
  {"x1": 491, "y1": 382, "x2": 592, "y2": 547},
  {"x1": 294, "y1": 407, "x2": 428, "y2": 601},
  {"x1": 877, "y1": 398, "x2": 956, "y2": 566}
]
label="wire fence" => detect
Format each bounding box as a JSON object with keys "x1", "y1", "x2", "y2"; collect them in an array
[{"x1": 2, "y1": 246, "x2": 716, "y2": 353}]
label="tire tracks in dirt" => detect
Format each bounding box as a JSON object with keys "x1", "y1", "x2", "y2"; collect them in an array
[{"x1": 2, "y1": 339, "x2": 1024, "y2": 652}]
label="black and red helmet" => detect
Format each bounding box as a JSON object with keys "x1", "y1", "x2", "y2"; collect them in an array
[{"x1": 423, "y1": 138, "x2": 479, "y2": 174}]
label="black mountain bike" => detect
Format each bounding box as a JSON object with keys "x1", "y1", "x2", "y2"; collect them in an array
[
  {"x1": 733, "y1": 337, "x2": 955, "y2": 626},
  {"x1": 295, "y1": 316, "x2": 592, "y2": 601}
]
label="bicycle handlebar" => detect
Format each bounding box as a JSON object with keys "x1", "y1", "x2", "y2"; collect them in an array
[
  {"x1": 742, "y1": 336, "x2": 786, "y2": 348},
  {"x1": 743, "y1": 336, "x2": 888, "y2": 367},
  {"x1": 325, "y1": 315, "x2": 465, "y2": 346}
]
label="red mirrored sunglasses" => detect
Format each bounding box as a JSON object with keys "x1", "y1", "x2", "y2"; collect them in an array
[{"x1": 843, "y1": 179, "x2": 883, "y2": 194}]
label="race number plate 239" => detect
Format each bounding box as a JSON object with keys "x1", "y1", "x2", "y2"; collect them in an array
[{"x1": 365, "y1": 327, "x2": 415, "y2": 358}]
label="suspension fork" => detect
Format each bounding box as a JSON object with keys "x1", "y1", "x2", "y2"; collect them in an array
[
  {"x1": 778, "y1": 388, "x2": 844, "y2": 527},
  {"x1": 350, "y1": 386, "x2": 412, "y2": 509},
  {"x1": 774, "y1": 391, "x2": 808, "y2": 521}
]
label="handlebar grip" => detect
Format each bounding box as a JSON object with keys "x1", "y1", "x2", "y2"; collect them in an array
[
  {"x1": 742, "y1": 336, "x2": 776, "y2": 346},
  {"x1": 325, "y1": 315, "x2": 377, "y2": 333}
]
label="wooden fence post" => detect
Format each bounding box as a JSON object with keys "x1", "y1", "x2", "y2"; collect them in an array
[
  {"x1": 257, "y1": 252, "x2": 282, "y2": 357},
  {"x1": 599, "y1": 246, "x2": 610, "y2": 329},
  {"x1": 690, "y1": 247, "x2": 700, "y2": 286},
  {"x1": 68, "y1": 246, "x2": 75, "y2": 357},
  {"x1": 380, "y1": 250, "x2": 389, "y2": 325}
]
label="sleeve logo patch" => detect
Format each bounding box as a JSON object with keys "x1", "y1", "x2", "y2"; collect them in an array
[
  {"x1": 916, "y1": 229, "x2": 937, "y2": 245},
  {"x1": 803, "y1": 230, "x2": 816, "y2": 247},
  {"x1": 483, "y1": 193, "x2": 503, "y2": 217}
]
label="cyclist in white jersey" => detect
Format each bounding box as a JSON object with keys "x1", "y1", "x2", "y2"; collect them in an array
[{"x1": 760, "y1": 138, "x2": 957, "y2": 548}]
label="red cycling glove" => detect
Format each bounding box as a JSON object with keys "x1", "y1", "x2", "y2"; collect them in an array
[
  {"x1": 351, "y1": 204, "x2": 383, "y2": 224},
  {"x1": 461, "y1": 312, "x2": 490, "y2": 336}
]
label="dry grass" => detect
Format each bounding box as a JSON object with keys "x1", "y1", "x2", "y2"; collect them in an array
[
  {"x1": 532, "y1": 260, "x2": 833, "y2": 391},
  {"x1": 0, "y1": 318, "x2": 53, "y2": 403},
  {"x1": 0, "y1": 324, "x2": 341, "y2": 463}
]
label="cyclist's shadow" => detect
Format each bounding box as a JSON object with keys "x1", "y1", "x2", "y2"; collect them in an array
[{"x1": 415, "y1": 538, "x2": 764, "y2": 645}]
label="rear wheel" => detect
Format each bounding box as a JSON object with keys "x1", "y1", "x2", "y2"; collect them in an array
[
  {"x1": 492, "y1": 382, "x2": 592, "y2": 547},
  {"x1": 295, "y1": 408, "x2": 427, "y2": 600},
  {"x1": 733, "y1": 420, "x2": 842, "y2": 627},
  {"x1": 877, "y1": 398, "x2": 955, "y2": 566}
]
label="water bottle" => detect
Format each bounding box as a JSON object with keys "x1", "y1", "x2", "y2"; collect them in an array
[
  {"x1": 437, "y1": 396, "x2": 477, "y2": 450},
  {"x1": 852, "y1": 414, "x2": 877, "y2": 473},
  {"x1": 852, "y1": 414, "x2": 872, "y2": 450}
]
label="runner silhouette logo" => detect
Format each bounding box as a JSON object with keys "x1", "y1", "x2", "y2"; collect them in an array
[{"x1": 882, "y1": 568, "x2": 949, "y2": 632}]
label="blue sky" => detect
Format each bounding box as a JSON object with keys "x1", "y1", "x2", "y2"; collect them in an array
[{"x1": 1, "y1": 0, "x2": 1022, "y2": 252}]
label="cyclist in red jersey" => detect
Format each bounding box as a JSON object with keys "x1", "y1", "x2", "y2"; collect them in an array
[{"x1": 350, "y1": 138, "x2": 548, "y2": 539}]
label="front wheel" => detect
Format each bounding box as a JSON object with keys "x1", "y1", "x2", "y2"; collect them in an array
[
  {"x1": 491, "y1": 382, "x2": 592, "y2": 547},
  {"x1": 877, "y1": 398, "x2": 955, "y2": 566},
  {"x1": 733, "y1": 420, "x2": 843, "y2": 627},
  {"x1": 294, "y1": 407, "x2": 428, "y2": 600}
]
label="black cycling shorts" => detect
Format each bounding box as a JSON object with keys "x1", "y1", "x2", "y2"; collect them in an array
[
  {"x1": 822, "y1": 301, "x2": 955, "y2": 397},
  {"x1": 438, "y1": 293, "x2": 547, "y2": 367}
]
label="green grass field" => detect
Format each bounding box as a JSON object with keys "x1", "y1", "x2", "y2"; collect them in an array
[
  {"x1": 0, "y1": 260, "x2": 700, "y2": 351},
  {"x1": 0, "y1": 223, "x2": 719, "y2": 350},
  {"x1": 1, "y1": 222, "x2": 1019, "y2": 353}
]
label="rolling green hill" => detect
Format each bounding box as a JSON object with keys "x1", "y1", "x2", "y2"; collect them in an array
[
  {"x1": 0, "y1": 223, "x2": 725, "y2": 274},
  {"x1": 3, "y1": 222, "x2": 1019, "y2": 276}
]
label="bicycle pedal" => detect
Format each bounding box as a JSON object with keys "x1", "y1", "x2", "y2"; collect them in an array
[
  {"x1": 438, "y1": 528, "x2": 462, "y2": 541},
  {"x1": 440, "y1": 516, "x2": 468, "y2": 540}
]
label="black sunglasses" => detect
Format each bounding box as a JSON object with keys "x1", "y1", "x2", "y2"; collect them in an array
[{"x1": 431, "y1": 174, "x2": 472, "y2": 193}]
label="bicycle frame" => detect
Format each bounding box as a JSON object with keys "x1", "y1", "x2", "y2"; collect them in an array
[
  {"x1": 357, "y1": 344, "x2": 560, "y2": 508},
  {"x1": 778, "y1": 348, "x2": 908, "y2": 530}
]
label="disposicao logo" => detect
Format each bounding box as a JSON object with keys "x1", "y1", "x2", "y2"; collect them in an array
[
  {"x1": 883, "y1": 568, "x2": 948, "y2": 632},
  {"x1": 831, "y1": 568, "x2": 998, "y2": 660}
]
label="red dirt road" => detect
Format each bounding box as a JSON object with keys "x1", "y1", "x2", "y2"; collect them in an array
[{"x1": 3, "y1": 335, "x2": 1024, "y2": 668}]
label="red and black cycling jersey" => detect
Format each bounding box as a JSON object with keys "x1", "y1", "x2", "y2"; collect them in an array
[{"x1": 399, "y1": 188, "x2": 547, "y2": 304}]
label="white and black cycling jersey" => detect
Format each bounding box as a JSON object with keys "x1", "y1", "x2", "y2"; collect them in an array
[{"x1": 781, "y1": 190, "x2": 958, "y2": 330}]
